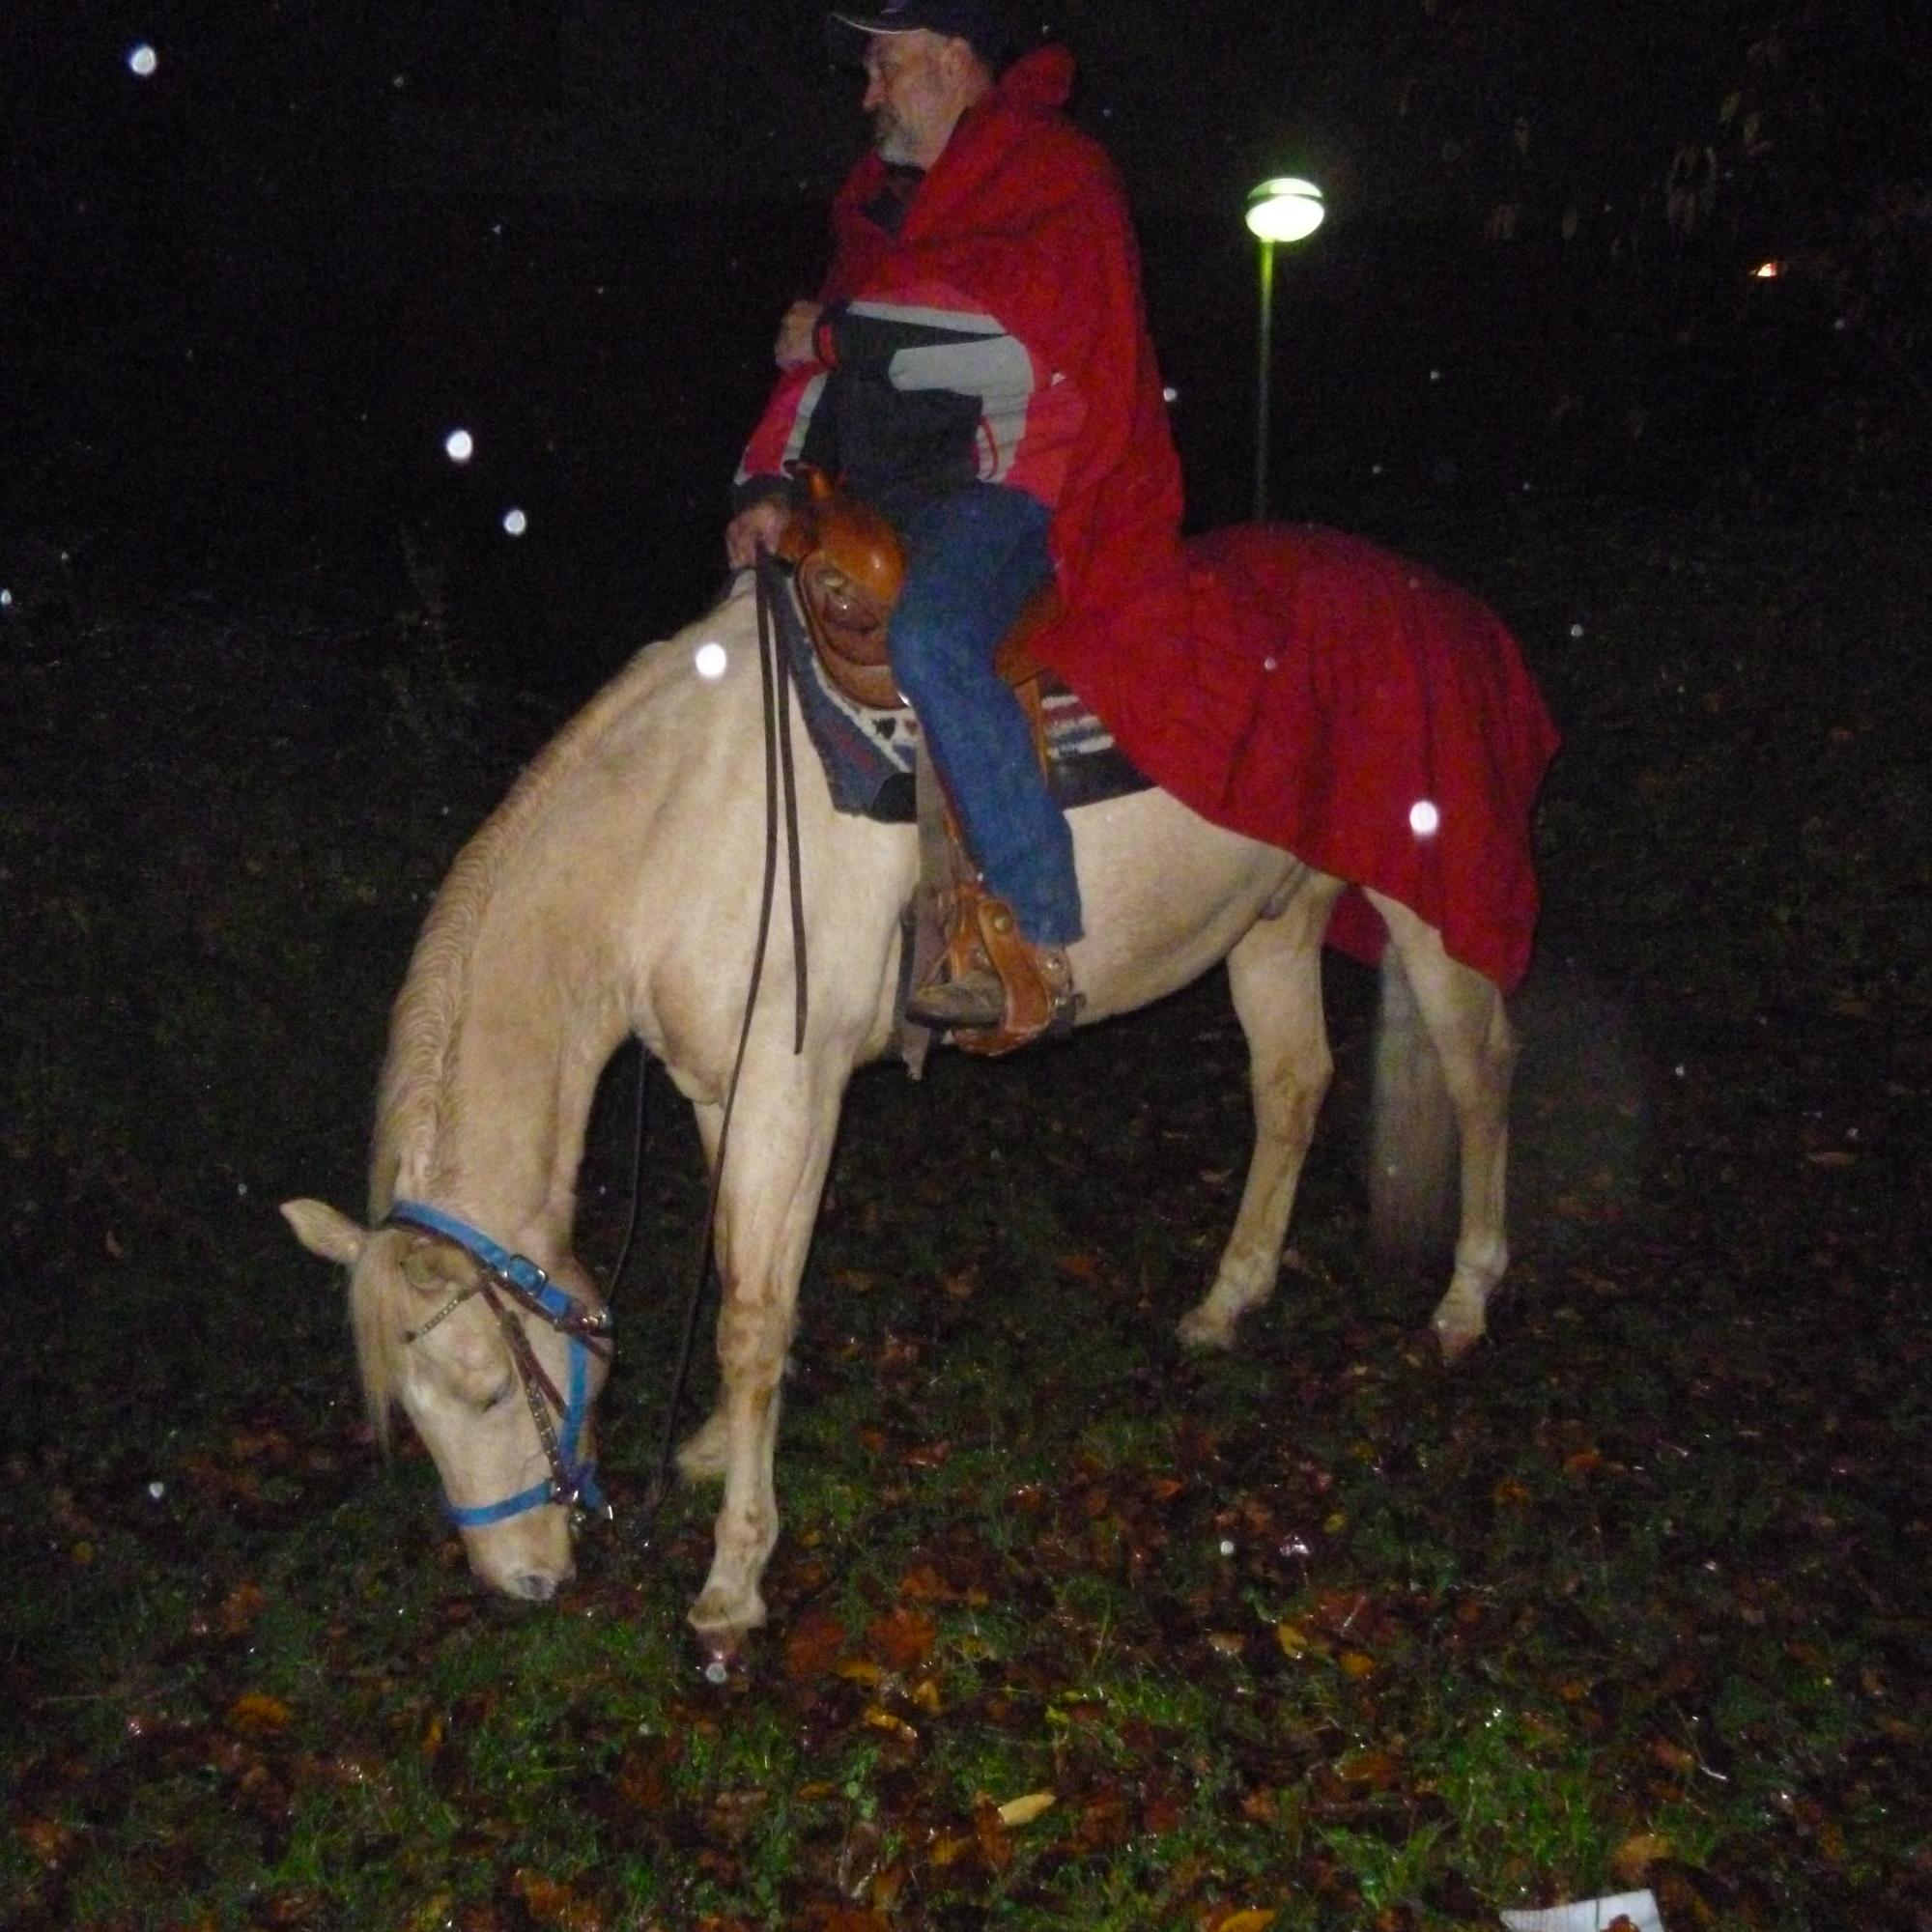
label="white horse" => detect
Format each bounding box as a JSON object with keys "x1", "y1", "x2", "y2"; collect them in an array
[{"x1": 283, "y1": 571, "x2": 1517, "y2": 1649}]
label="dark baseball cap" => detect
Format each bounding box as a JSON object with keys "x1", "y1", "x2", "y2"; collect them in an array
[{"x1": 826, "y1": 0, "x2": 1021, "y2": 71}]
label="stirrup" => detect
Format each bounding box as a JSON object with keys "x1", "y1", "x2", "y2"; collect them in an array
[{"x1": 912, "y1": 895, "x2": 1080, "y2": 1057}]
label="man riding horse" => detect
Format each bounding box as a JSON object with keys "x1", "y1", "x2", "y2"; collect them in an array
[{"x1": 725, "y1": 0, "x2": 1189, "y2": 1037}]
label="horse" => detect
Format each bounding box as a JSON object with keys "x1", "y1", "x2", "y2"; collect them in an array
[{"x1": 283, "y1": 567, "x2": 1520, "y2": 1651}]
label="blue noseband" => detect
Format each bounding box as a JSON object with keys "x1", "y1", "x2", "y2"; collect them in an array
[{"x1": 384, "y1": 1200, "x2": 611, "y2": 1528}]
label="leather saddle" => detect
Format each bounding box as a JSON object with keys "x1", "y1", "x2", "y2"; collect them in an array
[{"x1": 776, "y1": 469, "x2": 1075, "y2": 1059}]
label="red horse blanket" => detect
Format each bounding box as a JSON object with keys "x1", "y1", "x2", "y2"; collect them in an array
[{"x1": 1037, "y1": 525, "x2": 1560, "y2": 993}]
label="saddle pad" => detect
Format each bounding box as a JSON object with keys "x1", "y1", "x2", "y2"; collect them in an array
[{"x1": 775, "y1": 575, "x2": 1151, "y2": 824}]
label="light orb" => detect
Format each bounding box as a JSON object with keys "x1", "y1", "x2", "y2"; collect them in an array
[
  {"x1": 501, "y1": 507, "x2": 527, "y2": 536},
  {"x1": 694, "y1": 642, "x2": 728, "y2": 681},
  {"x1": 128, "y1": 43, "x2": 158, "y2": 77},
  {"x1": 1409, "y1": 800, "x2": 1441, "y2": 838},
  {"x1": 443, "y1": 428, "x2": 474, "y2": 464}
]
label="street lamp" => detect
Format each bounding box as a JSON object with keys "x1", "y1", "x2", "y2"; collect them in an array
[{"x1": 1246, "y1": 176, "x2": 1325, "y2": 522}]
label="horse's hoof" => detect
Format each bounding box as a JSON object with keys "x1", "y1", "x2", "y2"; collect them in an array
[
  {"x1": 689, "y1": 1586, "x2": 765, "y2": 1658},
  {"x1": 1432, "y1": 1315, "x2": 1485, "y2": 1365},
  {"x1": 1176, "y1": 1306, "x2": 1237, "y2": 1352}
]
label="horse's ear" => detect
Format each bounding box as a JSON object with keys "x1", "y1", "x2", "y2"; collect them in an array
[{"x1": 281, "y1": 1198, "x2": 368, "y2": 1266}]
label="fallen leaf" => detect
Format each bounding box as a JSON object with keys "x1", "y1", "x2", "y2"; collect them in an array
[
  {"x1": 995, "y1": 1790, "x2": 1057, "y2": 1828},
  {"x1": 867, "y1": 1605, "x2": 937, "y2": 1671},
  {"x1": 227, "y1": 1692, "x2": 294, "y2": 1736},
  {"x1": 783, "y1": 1607, "x2": 848, "y2": 1681},
  {"x1": 217, "y1": 1580, "x2": 270, "y2": 1635},
  {"x1": 1338, "y1": 1651, "x2": 1378, "y2": 1681},
  {"x1": 1212, "y1": 1913, "x2": 1279, "y2": 1932},
  {"x1": 16, "y1": 1816, "x2": 76, "y2": 1866},
  {"x1": 1611, "y1": 1832, "x2": 1672, "y2": 1884},
  {"x1": 1333, "y1": 1747, "x2": 1401, "y2": 1788},
  {"x1": 513, "y1": 1868, "x2": 607, "y2": 1931},
  {"x1": 1275, "y1": 1621, "x2": 1320, "y2": 1658}
]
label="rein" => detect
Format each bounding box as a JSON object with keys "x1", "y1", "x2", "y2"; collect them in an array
[{"x1": 637, "y1": 554, "x2": 810, "y2": 1530}]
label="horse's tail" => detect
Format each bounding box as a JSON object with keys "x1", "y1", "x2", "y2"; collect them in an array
[{"x1": 1369, "y1": 946, "x2": 1458, "y2": 1263}]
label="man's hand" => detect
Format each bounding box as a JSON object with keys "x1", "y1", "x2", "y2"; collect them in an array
[
  {"x1": 725, "y1": 498, "x2": 791, "y2": 571},
  {"x1": 775, "y1": 300, "x2": 825, "y2": 371}
]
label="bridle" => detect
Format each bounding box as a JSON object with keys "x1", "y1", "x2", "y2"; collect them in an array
[{"x1": 384, "y1": 1200, "x2": 613, "y2": 1528}]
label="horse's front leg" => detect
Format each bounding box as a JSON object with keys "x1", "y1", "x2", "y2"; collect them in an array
[{"x1": 685, "y1": 1069, "x2": 843, "y2": 1656}]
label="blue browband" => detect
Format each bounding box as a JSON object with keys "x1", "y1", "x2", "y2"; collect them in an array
[{"x1": 385, "y1": 1200, "x2": 610, "y2": 1528}]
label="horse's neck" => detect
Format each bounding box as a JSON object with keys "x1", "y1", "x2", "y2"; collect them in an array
[
  {"x1": 432, "y1": 932, "x2": 626, "y2": 1253},
  {"x1": 382, "y1": 786, "x2": 648, "y2": 1258}
]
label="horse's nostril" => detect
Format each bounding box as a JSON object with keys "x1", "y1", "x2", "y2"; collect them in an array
[{"x1": 510, "y1": 1571, "x2": 559, "y2": 1605}]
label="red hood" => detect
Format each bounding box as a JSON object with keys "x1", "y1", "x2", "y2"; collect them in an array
[{"x1": 993, "y1": 43, "x2": 1074, "y2": 112}]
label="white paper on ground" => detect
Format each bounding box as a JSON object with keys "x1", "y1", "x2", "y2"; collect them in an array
[{"x1": 1500, "y1": 1890, "x2": 1664, "y2": 1932}]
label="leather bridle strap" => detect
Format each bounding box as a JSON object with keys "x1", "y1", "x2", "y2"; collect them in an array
[{"x1": 384, "y1": 1201, "x2": 611, "y2": 1526}]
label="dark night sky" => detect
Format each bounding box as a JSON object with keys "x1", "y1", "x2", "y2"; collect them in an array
[
  {"x1": 6, "y1": 1, "x2": 1924, "y2": 666},
  {"x1": 17, "y1": 1, "x2": 1925, "y2": 217}
]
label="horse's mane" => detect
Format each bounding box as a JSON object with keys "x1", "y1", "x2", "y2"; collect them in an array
[{"x1": 353, "y1": 586, "x2": 751, "y2": 1427}]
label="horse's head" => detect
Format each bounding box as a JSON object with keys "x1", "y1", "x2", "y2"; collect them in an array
[{"x1": 281, "y1": 1198, "x2": 611, "y2": 1603}]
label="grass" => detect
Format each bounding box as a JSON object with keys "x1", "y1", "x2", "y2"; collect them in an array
[{"x1": 4, "y1": 483, "x2": 1929, "y2": 1929}]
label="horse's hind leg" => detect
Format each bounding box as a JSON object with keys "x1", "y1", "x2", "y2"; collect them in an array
[
  {"x1": 1179, "y1": 873, "x2": 1346, "y2": 1350},
  {"x1": 1369, "y1": 894, "x2": 1516, "y2": 1362}
]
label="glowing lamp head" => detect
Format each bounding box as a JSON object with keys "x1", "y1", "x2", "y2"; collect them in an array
[{"x1": 1246, "y1": 177, "x2": 1325, "y2": 245}]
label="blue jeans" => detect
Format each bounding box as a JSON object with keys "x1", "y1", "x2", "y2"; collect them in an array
[{"x1": 891, "y1": 485, "x2": 1083, "y2": 948}]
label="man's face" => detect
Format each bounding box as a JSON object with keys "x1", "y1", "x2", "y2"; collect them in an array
[{"x1": 862, "y1": 30, "x2": 969, "y2": 169}]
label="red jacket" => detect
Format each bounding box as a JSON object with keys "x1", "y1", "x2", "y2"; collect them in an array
[{"x1": 737, "y1": 46, "x2": 1190, "y2": 638}]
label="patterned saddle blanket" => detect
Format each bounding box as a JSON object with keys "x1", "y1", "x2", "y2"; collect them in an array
[{"x1": 773, "y1": 578, "x2": 1151, "y2": 825}]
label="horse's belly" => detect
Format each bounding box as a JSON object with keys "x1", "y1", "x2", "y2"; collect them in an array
[{"x1": 1068, "y1": 790, "x2": 1302, "y2": 1022}]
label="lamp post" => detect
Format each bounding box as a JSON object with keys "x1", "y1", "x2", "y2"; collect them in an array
[{"x1": 1246, "y1": 176, "x2": 1325, "y2": 523}]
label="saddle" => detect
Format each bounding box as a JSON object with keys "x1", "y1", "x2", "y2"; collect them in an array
[{"x1": 777, "y1": 469, "x2": 1076, "y2": 1059}]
